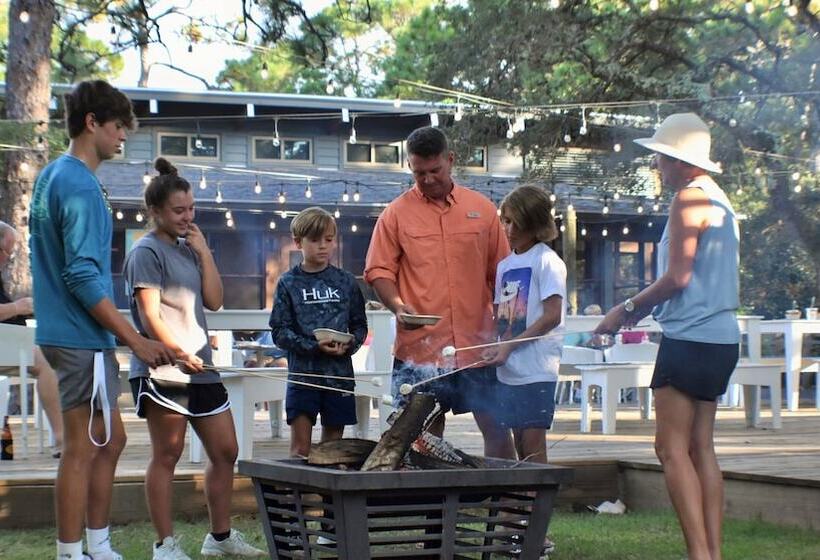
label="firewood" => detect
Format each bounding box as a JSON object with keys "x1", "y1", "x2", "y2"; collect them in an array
[
  {"x1": 308, "y1": 438, "x2": 377, "y2": 467},
  {"x1": 361, "y1": 392, "x2": 436, "y2": 471}
]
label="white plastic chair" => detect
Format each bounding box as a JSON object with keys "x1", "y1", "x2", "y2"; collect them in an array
[{"x1": 603, "y1": 341, "x2": 659, "y2": 412}]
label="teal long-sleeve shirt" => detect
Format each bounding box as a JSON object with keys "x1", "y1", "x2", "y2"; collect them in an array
[{"x1": 29, "y1": 154, "x2": 116, "y2": 349}]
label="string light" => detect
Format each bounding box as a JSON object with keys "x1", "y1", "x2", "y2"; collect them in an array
[
  {"x1": 278, "y1": 189, "x2": 286, "y2": 204},
  {"x1": 581, "y1": 226, "x2": 587, "y2": 236},
  {"x1": 559, "y1": 224, "x2": 566, "y2": 232},
  {"x1": 754, "y1": 167, "x2": 762, "y2": 176},
  {"x1": 636, "y1": 202, "x2": 644, "y2": 213},
  {"x1": 549, "y1": 191, "x2": 557, "y2": 203},
  {"x1": 786, "y1": 3, "x2": 798, "y2": 17},
  {"x1": 226, "y1": 218, "x2": 234, "y2": 228},
  {"x1": 566, "y1": 198, "x2": 574, "y2": 212},
  {"x1": 579, "y1": 107, "x2": 588, "y2": 135},
  {"x1": 135, "y1": 212, "x2": 144, "y2": 223},
  {"x1": 794, "y1": 183, "x2": 802, "y2": 193},
  {"x1": 260, "y1": 62, "x2": 269, "y2": 80},
  {"x1": 353, "y1": 187, "x2": 361, "y2": 202},
  {"x1": 269, "y1": 219, "x2": 276, "y2": 229},
  {"x1": 563, "y1": 133, "x2": 572, "y2": 143},
  {"x1": 744, "y1": 1, "x2": 754, "y2": 14},
  {"x1": 199, "y1": 171, "x2": 207, "y2": 190},
  {"x1": 351, "y1": 223, "x2": 358, "y2": 232},
  {"x1": 648, "y1": 221, "x2": 654, "y2": 228},
  {"x1": 273, "y1": 118, "x2": 280, "y2": 147},
  {"x1": 19, "y1": 10, "x2": 29, "y2": 23},
  {"x1": 305, "y1": 181, "x2": 313, "y2": 199},
  {"x1": 215, "y1": 186, "x2": 223, "y2": 204},
  {"x1": 334, "y1": 208, "x2": 341, "y2": 219},
  {"x1": 652, "y1": 198, "x2": 660, "y2": 212},
  {"x1": 142, "y1": 170, "x2": 151, "y2": 185},
  {"x1": 430, "y1": 112, "x2": 439, "y2": 127},
  {"x1": 613, "y1": 143, "x2": 622, "y2": 152},
  {"x1": 549, "y1": 0, "x2": 560, "y2": 8},
  {"x1": 622, "y1": 225, "x2": 630, "y2": 235},
  {"x1": 254, "y1": 176, "x2": 262, "y2": 194},
  {"x1": 342, "y1": 187, "x2": 350, "y2": 202},
  {"x1": 325, "y1": 78, "x2": 335, "y2": 94},
  {"x1": 602, "y1": 227, "x2": 609, "y2": 237},
  {"x1": 506, "y1": 118, "x2": 515, "y2": 140},
  {"x1": 736, "y1": 185, "x2": 743, "y2": 195},
  {"x1": 649, "y1": 0, "x2": 659, "y2": 11},
  {"x1": 393, "y1": 96, "x2": 402, "y2": 108},
  {"x1": 349, "y1": 116, "x2": 357, "y2": 144},
  {"x1": 791, "y1": 171, "x2": 800, "y2": 181},
  {"x1": 225, "y1": 210, "x2": 232, "y2": 220},
  {"x1": 613, "y1": 191, "x2": 620, "y2": 200},
  {"x1": 115, "y1": 210, "x2": 124, "y2": 220},
  {"x1": 602, "y1": 198, "x2": 610, "y2": 214},
  {"x1": 454, "y1": 101, "x2": 464, "y2": 122},
  {"x1": 280, "y1": 210, "x2": 288, "y2": 219}
]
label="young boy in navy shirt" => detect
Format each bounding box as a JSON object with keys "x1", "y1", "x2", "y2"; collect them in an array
[{"x1": 269, "y1": 207, "x2": 367, "y2": 457}]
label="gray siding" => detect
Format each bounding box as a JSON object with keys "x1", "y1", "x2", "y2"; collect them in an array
[
  {"x1": 222, "y1": 134, "x2": 247, "y2": 165},
  {"x1": 124, "y1": 130, "x2": 153, "y2": 161},
  {"x1": 315, "y1": 135, "x2": 340, "y2": 168},
  {"x1": 488, "y1": 144, "x2": 523, "y2": 175}
]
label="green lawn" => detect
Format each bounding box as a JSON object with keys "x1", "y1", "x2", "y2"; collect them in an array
[{"x1": 1, "y1": 511, "x2": 819, "y2": 559}]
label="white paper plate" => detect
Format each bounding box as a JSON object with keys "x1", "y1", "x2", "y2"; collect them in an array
[
  {"x1": 398, "y1": 313, "x2": 442, "y2": 326},
  {"x1": 313, "y1": 328, "x2": 355, "y2": 344}
]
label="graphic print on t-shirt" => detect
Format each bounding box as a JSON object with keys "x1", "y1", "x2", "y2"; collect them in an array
[{"x1": 497, "y1": 267, "x2": 531, "y2": 340}]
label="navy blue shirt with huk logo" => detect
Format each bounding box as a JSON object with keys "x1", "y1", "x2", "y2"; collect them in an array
[{"x1": 269, "y1": 264, "x2": 367, "y2": 389}]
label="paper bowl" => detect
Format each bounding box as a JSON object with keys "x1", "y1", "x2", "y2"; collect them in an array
[
  {"x1": 313, "y1": 328, "x2": 355, "y2": 344},
  {"x1": 784, "y1": 310, "x2": 801, "y2": 320},
  {"x1": 398, "y1": 313, "x2": 442, "y2": 326}
]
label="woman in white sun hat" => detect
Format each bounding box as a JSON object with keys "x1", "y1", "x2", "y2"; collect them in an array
[{"x1": 596, "y1": 113, "x2": 739, "y2": 560}]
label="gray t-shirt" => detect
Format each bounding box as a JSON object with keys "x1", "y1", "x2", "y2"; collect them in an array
[{"x1": 124, "y1": 231, "x2": 218, "y2": 384}]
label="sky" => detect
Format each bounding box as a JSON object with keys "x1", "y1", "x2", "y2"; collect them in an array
[{"x1": 84, "y1": 1, "x2": 333, "y2": 91}]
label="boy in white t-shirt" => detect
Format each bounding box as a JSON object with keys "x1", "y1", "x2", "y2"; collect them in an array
[{"x1": 483, "y1": 185, "x2": 566, "y2": 464}]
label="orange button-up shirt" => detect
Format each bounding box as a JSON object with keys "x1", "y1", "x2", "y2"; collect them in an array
[{"x1": 364, "y1": 184, "x2": 510, "y2": 367}]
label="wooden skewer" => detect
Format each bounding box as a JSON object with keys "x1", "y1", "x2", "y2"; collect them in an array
[
  {"x1": 196, "y1": 363, "x2": 368, "y2": 398},
  {"x1": 406, "y1": 359, "x2": 488, "y2": 392},
  {"x1": 445, "y1": 325, "x2": 651, "y2": 355}
]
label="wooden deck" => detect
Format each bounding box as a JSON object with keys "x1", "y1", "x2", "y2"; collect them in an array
[{"x1": 2, "y1": 402, "x2": 819, "y2": 483}]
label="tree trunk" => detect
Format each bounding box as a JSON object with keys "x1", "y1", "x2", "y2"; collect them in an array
[
  {"x1": 2, "y1": 0, "x2": 55, "y2": 298},
  {"x1": 138, "y1": 40, "x2": 151, "y2": 87}
]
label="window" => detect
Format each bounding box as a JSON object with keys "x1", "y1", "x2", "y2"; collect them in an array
[
  {"x1": 252, "y1": 137, "x2": 312, "y2": 163},
  {"x1": 344, "y1": 141, "x2": 402, "y2": 167},
  {"x1": 158, "y1": 133, "x2": 219, "y2": 159},
  {"x1": 464, "y1": 147, "x2": 487, "y2": 170}
]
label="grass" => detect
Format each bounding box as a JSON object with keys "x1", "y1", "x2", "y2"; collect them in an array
[{"x1": 1, "y1": 511, "x2": 819, "y2": 559}]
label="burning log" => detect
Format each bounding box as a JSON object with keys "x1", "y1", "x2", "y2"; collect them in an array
[
  {"x1": 308, "y1": 438, "x2": 377, "y2": 468},
  {"x1": 361, "y1": 392, "x2": 437, "y2": 471}
]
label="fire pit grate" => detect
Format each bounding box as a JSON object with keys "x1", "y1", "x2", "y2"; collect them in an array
[{"x1": 240, "y1": 458, "x2": 573, "y2": 559}]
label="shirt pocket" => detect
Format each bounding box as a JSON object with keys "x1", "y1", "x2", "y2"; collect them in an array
[
  {"x1": 402, "y1": 228, "x2": 444, "y2": 269},
  {"x1": 447, "y1": 224, "x2": 487, "y2": 263}
]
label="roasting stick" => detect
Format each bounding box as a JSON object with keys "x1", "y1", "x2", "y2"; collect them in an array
[
  {"x1": 439, "y1": 325, "x2": 651, "y2": 357},
  {"x1": 399, "y1": 359, "x2": 488, "y2": 395}
]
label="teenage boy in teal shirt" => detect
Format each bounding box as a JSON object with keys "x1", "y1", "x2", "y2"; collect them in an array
[{"x1": 29, "y1": 80, "x2": 175, "y2": 560}]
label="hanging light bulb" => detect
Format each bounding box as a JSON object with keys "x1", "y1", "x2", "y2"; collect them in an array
[
  {"x1": 36, "y1": 136, "x2": 45, "y2": 150},
  {"x1": 187, "y1": 44, "x2": 193, "y2": 53},
  {"x1": 550, "y1": 207, "x2": 556, "y2": 217},
  {"x1": 622, "y1": 225, "x2": 630, "y2": 235},
  {"x1": 430, "y1": 112, "x2": 439, "y2": 127},
  {"x1": 215, "y1": 188, "x2": 223, "y2": 204},
  {"x1": 581, "y1": 227, "x2": 587, "y2": 236},
  {"x1": 334, "y1": 208, "x2": 341, "y2": 219},
  {"x1": 754, "y1": 167, "x2": 762, "y2": 176},
  {"x1": 736, "y1": 186, "x2": 743, "y2": 195},
  {"x1": 260, "y1": 62, "x2": 269, "y2": 80},
  {"x1": 226, "y1": 218, "x2": 234, "y2": 228},
  {"x1": 254, "y1": 177, "x2": 262, "y2": 194},
  {"x1": 19, "y1": 10, "x2": 30, "y2": 23},
  {"x1": 637, "y1": 202, "x2": 644, "y2": 214},
  {"x1": 794, "y1": 183, "x2": 802, "y2": 193},
  {"x1": 602, "y1": 198, "x2": 610, "y2": 214},
  {"x1": 115, "y1": 210, "x2": 124, "y2": 220},
  {"x1": 506, "y1": 118, "x2": 515, "y2": 140},
  {"x1": 143, "y1": 171, "x2": 151, "y2": 185},
  {"x1": 613, "y1": 192, "x2": 621, "y2": 201},
  {"x1": 135, "y1": 212, "x2": 144, "y2": 223},
  {"x1": 649, "y1": 0, "x2": 659, "y2": 11},
  {"x1": 559, "y1": 224, "x2": 566, "y2": 233},
  {"x1": 579, "y1": 107, "x2": 588, "y2": 135},
  {"x1": 549, "y1": 192, "x2": 557, "y2": 203},
  {"x1": 791, "y1": 171, "x2": 800, "y2": 181},
  {"x1": 349, "y1": 117, "x2": 357, "y2": 144},
  {"x1": 652, "y1": 198, "x2": 660, "y2": 212},
  {"x1": 353, "y1": 187, "x2": 360, "y2": 202},
  {"x1": 393, "y1": 96, "x2": 402, "y2": 108},
  {"x1": 225, "y1": 210, "x2": 232, "y2": 220},
  {"x1": 273, "y1": 118, "x2": 280, "y2": 147},
  {"x1": 566, "y1": 199, "x2": 574, "y2": 212},
  {"x1": 351, "y1": 224, "x2": 358, "y2": 232},
  {"x1": 563, "y1": 133, "x2": 572, "y2": 143},
  {"x1": 269, "y1": 220, "x2": 276, "y2": 230},
  {"x1": 549, "y1": 0, "x2": 560, "y2": 8},
  {"x1": 497, "y1": 207, "x2": 502, "y2": 217},
  {"x1": 744, "y1": 1, "x2": 754, "y2": 14},
  {"x1": 602, "y1": 227, "x2": 609, "y2": 237},
  {"x1": 280, "y1": 210, "x2": 288, "y2": 219},
  {"x1": 786, "y1": 3, "x2": 798, "y2": 17},
  {"x1": 305, "y1": 182, "x2": 312, "y2": 199},
  {"x1": 194, "y1": 135, "x2": 203, "y2": 150},
  {"x1": 326, "y1": 79, "x2": 335, "y2": 94},
  {"x1": 613, "y1": 143, "x2": 622, "y2": 152},
  {"x1": 648, "y1": 221, "x2": 654, "y2": 228},
  {"x1": 199, "y1": 172, "x2": 207, "y2": 190},
  {"x1": 454, "y1": 102, "x2": 464, "y2": 122},
  {"x1": 342, "y1": 187, "x2": 350, "y2": 202}
]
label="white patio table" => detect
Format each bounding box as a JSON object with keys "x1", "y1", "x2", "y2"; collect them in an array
[{"x1": 760, "y1": 319, "x2": 820, "y2": 411}]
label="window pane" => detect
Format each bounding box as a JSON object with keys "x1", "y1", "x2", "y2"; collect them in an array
[
  {"x1": 347, "y1": 143, "x2": 371, "y2": 163},
  {"x1": 160, "y1": 135, "x2": 187, "y2": 156},
  {"x1": 284, "y1": 140, "x2": 310, "y2": 161},
  {"x1": 465, "y1": 147, "x2": 486, "y2": 168},
  {"x1": 255, "y1": 138, "x2": 281, "y2": 160},
  {"x1": 191, "y1": 136, "x2": 218, "y2": 158},
  {"x1": 374, "y1": 144, "x2": 399, "y2": 164}
]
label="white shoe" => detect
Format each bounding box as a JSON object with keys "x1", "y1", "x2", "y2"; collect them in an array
[
  {"x1": 153, "y1": 536, "x2": 192, "y2": 560},
  {"x1": 200, "y1": 529, "x2": 266, "y2": 557}
]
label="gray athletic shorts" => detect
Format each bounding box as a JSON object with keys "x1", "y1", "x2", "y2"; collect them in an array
[{"x1": 40, "y1": 346, "x2": 121, "y2": 412}]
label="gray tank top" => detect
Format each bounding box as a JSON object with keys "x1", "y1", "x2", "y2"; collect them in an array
[{"x1": 653, "y1": 176, "x2": 740, "y2": 344}]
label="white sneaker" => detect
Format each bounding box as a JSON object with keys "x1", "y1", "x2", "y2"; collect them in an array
[
  {"x1": 87, "y1": 550, "x2": 123, "y2": 560},
  {"x1": 200, "y1": 529, "x2": 266, "y2": 557},
  {"x1": 153, "y1": 536, "x2": 192, "y2": 560}
]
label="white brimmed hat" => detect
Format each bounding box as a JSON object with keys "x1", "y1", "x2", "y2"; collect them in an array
[{"x1": 634, "y1": 113, "x2": 722, "y2": 174}]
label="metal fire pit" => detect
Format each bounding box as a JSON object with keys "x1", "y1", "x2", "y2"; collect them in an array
[{"x1": 239, "y1": 458, "x2": 573, "y2": 559}]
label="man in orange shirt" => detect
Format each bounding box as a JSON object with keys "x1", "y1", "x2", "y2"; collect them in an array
[{"x1": 364, "y1": 127, "x2": 513, "y2": 458}]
